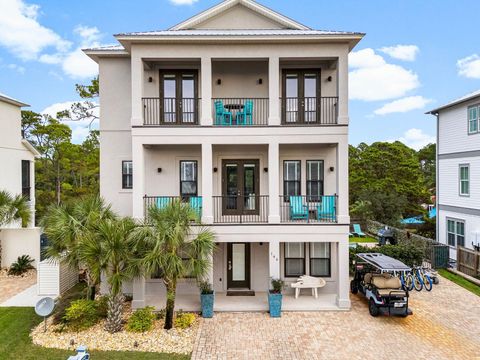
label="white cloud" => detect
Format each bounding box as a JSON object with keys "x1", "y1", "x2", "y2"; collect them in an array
[
  {"x1": 0, "y1": 0, "x2": 71, "y2": 60},
  {"x1": 373, "y1": 96, "x2": 433, "y2": 116},
  {"x1": 349, "y1": 48, "x2": 420, "y2": 101},
  {"x1": 457, "y1": 54, "x2": 480, "y2": 79},
  {"x1": 6, "y1": 63, "x2": 25, "y2": 74},
  {"x1": 397, "y1": 128, "x2": 436, "y2": 150},
  {"x1": 169, "y1": 0, "x2": 198, "y2": 5},
  {"x1": 379, "y1": 45, "x2": 419, "y2": 61},
  {"x1": 41, "y1": 101, "x2": 99, "y2": 144}
]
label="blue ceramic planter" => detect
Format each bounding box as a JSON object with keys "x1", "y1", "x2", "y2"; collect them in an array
[
  {"x1": 201, "y1": 292, "x2": 214, "y2": 318},
  {"x1": 268, "y1": 292, "x2": 282, "y2": 317}
]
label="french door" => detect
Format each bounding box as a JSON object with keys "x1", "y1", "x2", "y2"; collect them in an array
[
  {"x1": 282, "y1": 69, "x2": 321, "y2": 124},
  {"x1": 222, "y1": 160, "x2": 260, "y2": 216},
  {"x1": 159, "y1": 70, "x2": 198, "y2": 124},
  {"x1": 227, "y1": 243, "x2": 251, "y2": 289}
]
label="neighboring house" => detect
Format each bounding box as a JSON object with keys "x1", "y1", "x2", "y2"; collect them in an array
[
  {"x1": 85, "y1": 0, "x2": 364, "y2": 311},
  {"x1": 427, "y1": 90, "x2": 480, "y2": 260},
  {"x1": 0, "y1": 92, "x2": 41, "y2": 267}
]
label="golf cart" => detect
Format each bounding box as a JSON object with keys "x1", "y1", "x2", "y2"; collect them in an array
[{"x1": 351, "y1": 253, "x2": 413, "y2": 317}]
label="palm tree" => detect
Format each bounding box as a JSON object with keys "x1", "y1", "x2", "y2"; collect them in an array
[
  {"x1": 95, "y1": 217, "x2": 137, "y2": 333},
  {"x1": 133, "y1": 199, "x2": 215, "y2": 330},
  {"x1": 41, "y1": 195, "x2": 116, "y2": 300},
  {"x1": 0, "y1": 190, "x2": 31, "y2": 228}
]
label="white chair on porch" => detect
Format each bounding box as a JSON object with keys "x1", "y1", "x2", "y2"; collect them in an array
[{"x1": 290, "y1": 275, "x2": 326, "y2": 299}]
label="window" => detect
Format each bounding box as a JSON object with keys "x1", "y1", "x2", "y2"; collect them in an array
[
  {"x1": 459, "y1": 164, "x2": 469, "y2": 196},
  {"x1": 21, "y1": 160, "x2": 30, "y2": 201},
  {"x1": 447, "y1": 219, "x2": 465, "y2": 247},
  {"x1": 283, "y1": 161, "x2": 301, "y2": 200},
  {"x1": 310, "y1": 243, "x2": 331, "y2": 277},
  {"x1": 284, "y1": 242, "x2": 305, "y2": 277},
  {"x1": 180, "y1": 161, "x2": 197, "y2": 199},
  {"x1": 122, "y1": 161, "x2": 133, "y2": 189},
  {"x1": 468, "y1": 106, "x2": 478, "y2": 134},
  {"x1": 306, "y1": 160, "x2": 324, "y2": 201}
]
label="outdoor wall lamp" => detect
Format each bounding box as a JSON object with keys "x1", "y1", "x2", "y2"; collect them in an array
[
  {"x1": 213, "y1": 167, "x2": 218, "y2": 172},
  {"x1": 157, "y1": 168, "x2": 162, "y2": 173},
  {"x1": 327, "y1": 76, "x2": 332, "y2": 82},
  {"x1": 329, "y1": 166, "x2": 335, "y2": 172},
  {"x1": 263, "y1": 167, "x2": 268, "y2": 173},
  {"x1": 148, "y1": 76, "x2": 153, "y2": 83},
  {"x1": 257, "y1": 78, "x2": 263, "y2": 85},
  {"x1": 216, "y1": 79, "x2": 222, "y2": 85}
]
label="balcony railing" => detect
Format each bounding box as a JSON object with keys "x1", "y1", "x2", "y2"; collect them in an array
[
  {"x1": 212, "y1": 98, "x2": 269, "y2": 126},
  {"x1": 142, "y1": 98, "x2": 200, "y2": 125},
  {"x1": 281, "y1": 97, "x2": 338, "y2": 125},
  {"x1": 213, "y1": 195, "x2": 269, "y2": 223},
  {"x1": 279, "y1": 195, "x2": 337, "y2": 223},
  {"x1": 143, "y1": 195, "x2": 203, "y2": 222}
]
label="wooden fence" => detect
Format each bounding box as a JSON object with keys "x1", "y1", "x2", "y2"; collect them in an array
[{"x1": 457, "y1": 247, "x2": 480, "y2": 277}]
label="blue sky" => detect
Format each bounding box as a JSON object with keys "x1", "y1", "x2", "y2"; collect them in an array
[{"x1": 1, "y1": 0, "x2": 479, "y2": 148}]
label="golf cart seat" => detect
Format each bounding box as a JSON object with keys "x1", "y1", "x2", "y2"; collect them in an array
[{"x1": 371, "y1": 276, "x2": 406, "y2": 296}]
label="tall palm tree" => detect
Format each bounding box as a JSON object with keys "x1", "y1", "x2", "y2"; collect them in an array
[
  {"x1": 95, "y1": 217, "x2": 137, "y2": 333},
  {"x1": 41, "y1": 195, "x2": 116, "y2": 300},
  {"x1": 133, "y1": 200, "x2": 215, "y2": 330},
  {"x1": 0, "y1": 190, "x2": 31, "y2": 228}
]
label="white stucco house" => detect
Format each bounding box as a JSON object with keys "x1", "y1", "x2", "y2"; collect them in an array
[
  {"x1": 85, "y1": 0, "x2": 364, "y2": 311},
  {"x1": 0, "y1": 92, "x2": 41, "y2": 268},
  {"x1": 427, "y1": 90, "x2": 480, "y2": 261}
]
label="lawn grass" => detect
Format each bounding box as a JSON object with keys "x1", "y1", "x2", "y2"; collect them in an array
[
  {"x1": 349, "y1": 236, "x2": 378, "y2": 243},
  {"x1": 438, "y1": 269, "x2": 480, "y2": 297},
  {"x1": 0, "y1": 307, "x2": 190, "y2": 360}
]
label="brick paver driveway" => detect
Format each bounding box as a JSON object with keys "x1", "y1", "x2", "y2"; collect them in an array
[{"x1": 192, "y1": 276, "x2": 480, "y2": 360}]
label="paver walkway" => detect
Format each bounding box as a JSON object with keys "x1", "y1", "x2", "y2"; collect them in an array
[
  {"x1": 0, "y1": 269, "x2": 36, "y2": 304},
  {"x1": 192, "y1": 276, "x2": 480, "y2": 360}
]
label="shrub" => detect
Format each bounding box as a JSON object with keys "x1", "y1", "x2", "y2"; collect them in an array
[
  {"x1": 52, "y1": 283, "x2": 87, "y2": 325},
  {"x1": 174, "y1": 312, "x2": 196, "y2": 329},
  {"x1": 198, "y1": 281, "x2": 213, "y2": 295},
  {"x1": 64, "y1": 299, "x2": 100, "y2": 331},
  {"x1": 156, "y1": 308, "x2": 166, "y2": 320},
  {"x1": 126, "y1": 306, "x2": 156, "y2": 333},
  {"x1": 96, "y1": 295, "x2": 109, "y2": 318},
  {"x1": 8, "y1": 255, "x2": 34, "y2": 276},
  {"x1": 270, "y1": 278, "x2": 284, "y2": 294}
]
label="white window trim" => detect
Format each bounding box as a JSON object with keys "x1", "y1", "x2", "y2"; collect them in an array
[
  {"x1": 446, "y1": 218, "x2": 465, "y2": 248},
  {"x1": 468, "y1": 105, "x2": 479, "y2": 135},
  {"x1": 459, "y1": 164, "x2": 470, "y2": 197}
]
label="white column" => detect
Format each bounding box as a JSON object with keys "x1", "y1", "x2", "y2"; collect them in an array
[
  {"x1": 132, "y1": 139, "x2": 145, "y2": 220},
  {"x1": 336, "y1": 239, "x2": 351, "y2": 309},
  {"x1": 131, "y1": 54, "x2": 144, "y2": 127},
  {"x1": 336, "y1": 137, "x2": 349, "y2": 224},
  {"x1": 268, "y1": 56, "x2": 280, "y2": 126},
  {"x1": 201, "y1": 143, "x2": 213, "y2": 224},
  {"x1": 29, "y1": 160, "x2": 36, "y2": 227},
  {"x1": 268, "y1": 141, "x2": 280, "y2": 223},
  {"x1": 201, "y1": 57, "x2": 213, "y2": 126},
  {"x1": 132, "y1": 277, "x2": 146, "y2": 309},
  {"x1": 269, "y1": 241, "x2": 280, "y2": 282},
  {"x1": 337, "y1": 51, "x2": 349, "y2": 125},
  {"x1": 207, "y1": 252, "x2": 214, "y2": 285}
]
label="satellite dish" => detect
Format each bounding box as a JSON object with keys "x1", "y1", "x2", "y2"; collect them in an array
[{"x1": 35, "y1": 297, "x2": 55, "y2": 332}]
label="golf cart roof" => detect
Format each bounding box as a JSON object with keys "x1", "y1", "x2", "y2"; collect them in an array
[{"x1": 356, "y1": 253, "x2": 411, "y2": 271}]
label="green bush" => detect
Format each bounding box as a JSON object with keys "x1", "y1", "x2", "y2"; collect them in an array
[
  {"x1": 96, "y1": 295, "x2": 109, "y2": 318},
  {"x1": 8, "y1": 255, "x2": 34, "y2": 276},
  {"x1": 126, "y1": 306, "x2": 156, "y2": 333},
  {"x1": 52, "y1": 283, "x2": 87, "y2": 325},
  {"x1": 174, "y1": 312, "x2": 196, "y2": 329},
  {"x1": 156, "y1": 308, "x2": 166, "y2": 320},
  {"x1": 64, "y1": 299, "x2": 100, "y2": 331}
]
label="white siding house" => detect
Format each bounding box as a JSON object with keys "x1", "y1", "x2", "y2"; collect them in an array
[{"x1": 428, "y1": 90, "x2": 480, "y2": 260}]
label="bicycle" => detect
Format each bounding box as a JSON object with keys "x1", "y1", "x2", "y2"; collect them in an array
[
  {"x1": 400, "y1": 271, "x2": 414, "y2": 291},
  {"x1": 412, "y1": 266, "x2": 433, "y2": 292}
]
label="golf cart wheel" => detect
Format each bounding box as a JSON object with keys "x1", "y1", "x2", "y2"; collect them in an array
[
  {"x1": 350, "y1": 280, "x2": 358, "y2": 294},
  {"x1": 368, "y1": 299, "x2": 379, "y2": 317}
]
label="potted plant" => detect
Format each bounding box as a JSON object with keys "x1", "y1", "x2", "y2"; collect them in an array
[
  {"x1": 268, "y1": 278, "x2": 284, "y2": 318},
  {"x1": 199, "y1": 281, "x2": 214, "y2": 318}
]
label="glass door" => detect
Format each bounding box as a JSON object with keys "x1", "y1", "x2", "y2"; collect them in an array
[
  {"x1": 159, "y1": 70, "x2": 198, "y2": 124},
  {"x1": 282, "y1": 70, "x2": 321, "y2": 124},
  {"x1": 227, "y1": 243, "x2": 250, "y2": 289},
  {"x1": 222, "y1": 160, "x2": 259, "y2": 215}
]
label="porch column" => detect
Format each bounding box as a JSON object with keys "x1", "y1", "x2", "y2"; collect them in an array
[
  {"x1": 201, "y1": 143, "x2": 213, "y2": 224},
  {"x1": 131, "y1": 54, "x2": 144, "y2": 126},
  {"x1": 207, "y1": 252, "x2": 214, "y2": 285},
  {"x1": 269, "y1": 241, "x2": 280, "y2": 282},
  {"x1": 268, "y1": 141, "x2": 280, "y2": 223},
  {"x1": 201, "y1": 57, "x2": 213, "y2": 126},
  {"x1": 268, "y1": 56, "x2": 280, "y2": 125},
  {"x1": 336, "y1": 137, "x2": 349, "y2": 224},
  {"x1": 132, "y1": 277, "x2": 146, "y2": 309},
  {"x1": 132, "y1": 139, "x2": 145, "y2": 220},
  {"x1": 337, "y1": 51, "x2": 349, "y2": 125},
  {"x1": 336, "y1": 239, "x2": 351, "y2": 309}
]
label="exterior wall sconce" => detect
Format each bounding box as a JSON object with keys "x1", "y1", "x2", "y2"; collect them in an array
[
  {"x1": 263, "y1": 167, "x2": 268, "y2": 173},
  {"x1": 213, "y1": 167, "x2": 218, "y2": 172},
  {"x1": 327, "y1": 76, "x2": 332, "y2": 82},
  {"x1": 257, "y1": 78, "x2": 263, "y2": 85},
  {"x1": 148, "y1": 76, "x2": 153, "y2": 83},
  {"x1": 329, "y1": 166, "x2": 335, "y2": 172},
  {"x1": 157, "y1": 168, "x2": 162, "y2": 173},
  {"x1": 216, "y1": 79, "x2": 222, "y2": 85}
]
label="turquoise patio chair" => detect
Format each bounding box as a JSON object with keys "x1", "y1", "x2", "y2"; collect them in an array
[
  {"x1": 352, "y1": 223, "x2": 366, "y2": 237},
  {"x1": 317, "y1": 195, "x2": 336, "y2": 222},
  {"x1": 189, "y1": 196, "x2": 202, "y2": 220},
  {"x1": 236, "y1": 99, "x2": 253, "y2": 125},
  {"x1": 214, "y1": 100, "x2": 232, "y2": 126},
  {"x1": 289, "y1": 196, "x2": 309, "y2": 220},
  {"x1": 156, "y1": 196, "x2": 171, "y2": 209}
]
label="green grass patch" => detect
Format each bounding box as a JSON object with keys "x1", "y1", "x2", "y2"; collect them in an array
[
  {"x1": 438, "y1": 269, "x2": 480, "y2": 297},
  {"x1": 349, "y1": 236, "x2": 378, "y2": 243},
  {"x1": 0, "y1": 307, "x2": 190, "y2": 360}
]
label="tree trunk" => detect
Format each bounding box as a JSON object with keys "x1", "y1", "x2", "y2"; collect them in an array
[
  {"x1": 85, "y1": 272, "x2": 96, "y2": 300},
  {"x1": 164, "y1": 279, "x2": 177, "y2": 330},
  {"x1": 105, "y1": 293, "x2": 124, "y2": 333},
  {"x1": 56, "y1": 161, "x2": 61, "y2": 205}
]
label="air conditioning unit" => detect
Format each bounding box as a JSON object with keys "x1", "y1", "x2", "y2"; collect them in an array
[{"x1": 472, "y1": 231, "x2": 480, "y2": 252}]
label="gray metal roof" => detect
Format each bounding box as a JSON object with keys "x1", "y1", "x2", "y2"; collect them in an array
[
  {"x1": 426, "y1": 89, "x2": 480, "y2": 114},
  {"x1": 115, "y1": 29, "x2": 364, "y2": 37},
  {"x1": 356, "y1": 253, "x2": 411, "y2": 271}
]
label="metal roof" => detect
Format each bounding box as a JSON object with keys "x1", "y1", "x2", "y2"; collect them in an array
[
  {"x1": 356, "y1": 253, "x2": 411, "y2": 271},
  {"x1": 426, "y1": 89, "x2": 480, "y2": 114},
  {"x1": 0, "y1": 92, "x2": 29, "y2": 107},
  {"x1": 115, "y1": 29, "x2": 363, "y2": 37}
]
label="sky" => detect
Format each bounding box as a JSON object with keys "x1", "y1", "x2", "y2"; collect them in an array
[{"x1": 1, "y1": 0, "x2": 480, "y2": 148}]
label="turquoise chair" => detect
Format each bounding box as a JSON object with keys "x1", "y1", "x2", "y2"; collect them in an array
[
  {"x1": 156, "y1": 196, "x2": 171, "y2": 209},
  {"x1": 214, "y1": 100, "x2": 232, "y2": 126},
  {"x1": 289, "y1": 196, "x2": 309, "y2": 220},
  {"x1": 352, "y1": 223, "x2": 366, "y2": 237},
  {"x1": 189, "y1": 196, "x2": 202, "y2": 219},
  {"x1": 236, "y1": 99, "x2": 253, "y2": 125},
  {"x1": 317, "y1": 196, "x2": 336, "y2": 221}
]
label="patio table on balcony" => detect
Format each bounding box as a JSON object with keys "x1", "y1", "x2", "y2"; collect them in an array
[{"x1": 223, "y1": 103, "x2": 244, "y2": 124}]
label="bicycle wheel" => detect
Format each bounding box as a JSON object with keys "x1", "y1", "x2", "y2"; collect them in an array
[
  {"x1": 413, "y1": 273, "x2": 423, "y2": 291},
  {"x1": 405, "y1": 273, "x2": 414, "y2": 291},
  {"x1": 422, "y1": 274, "x2": 433, "y2": 291}
]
